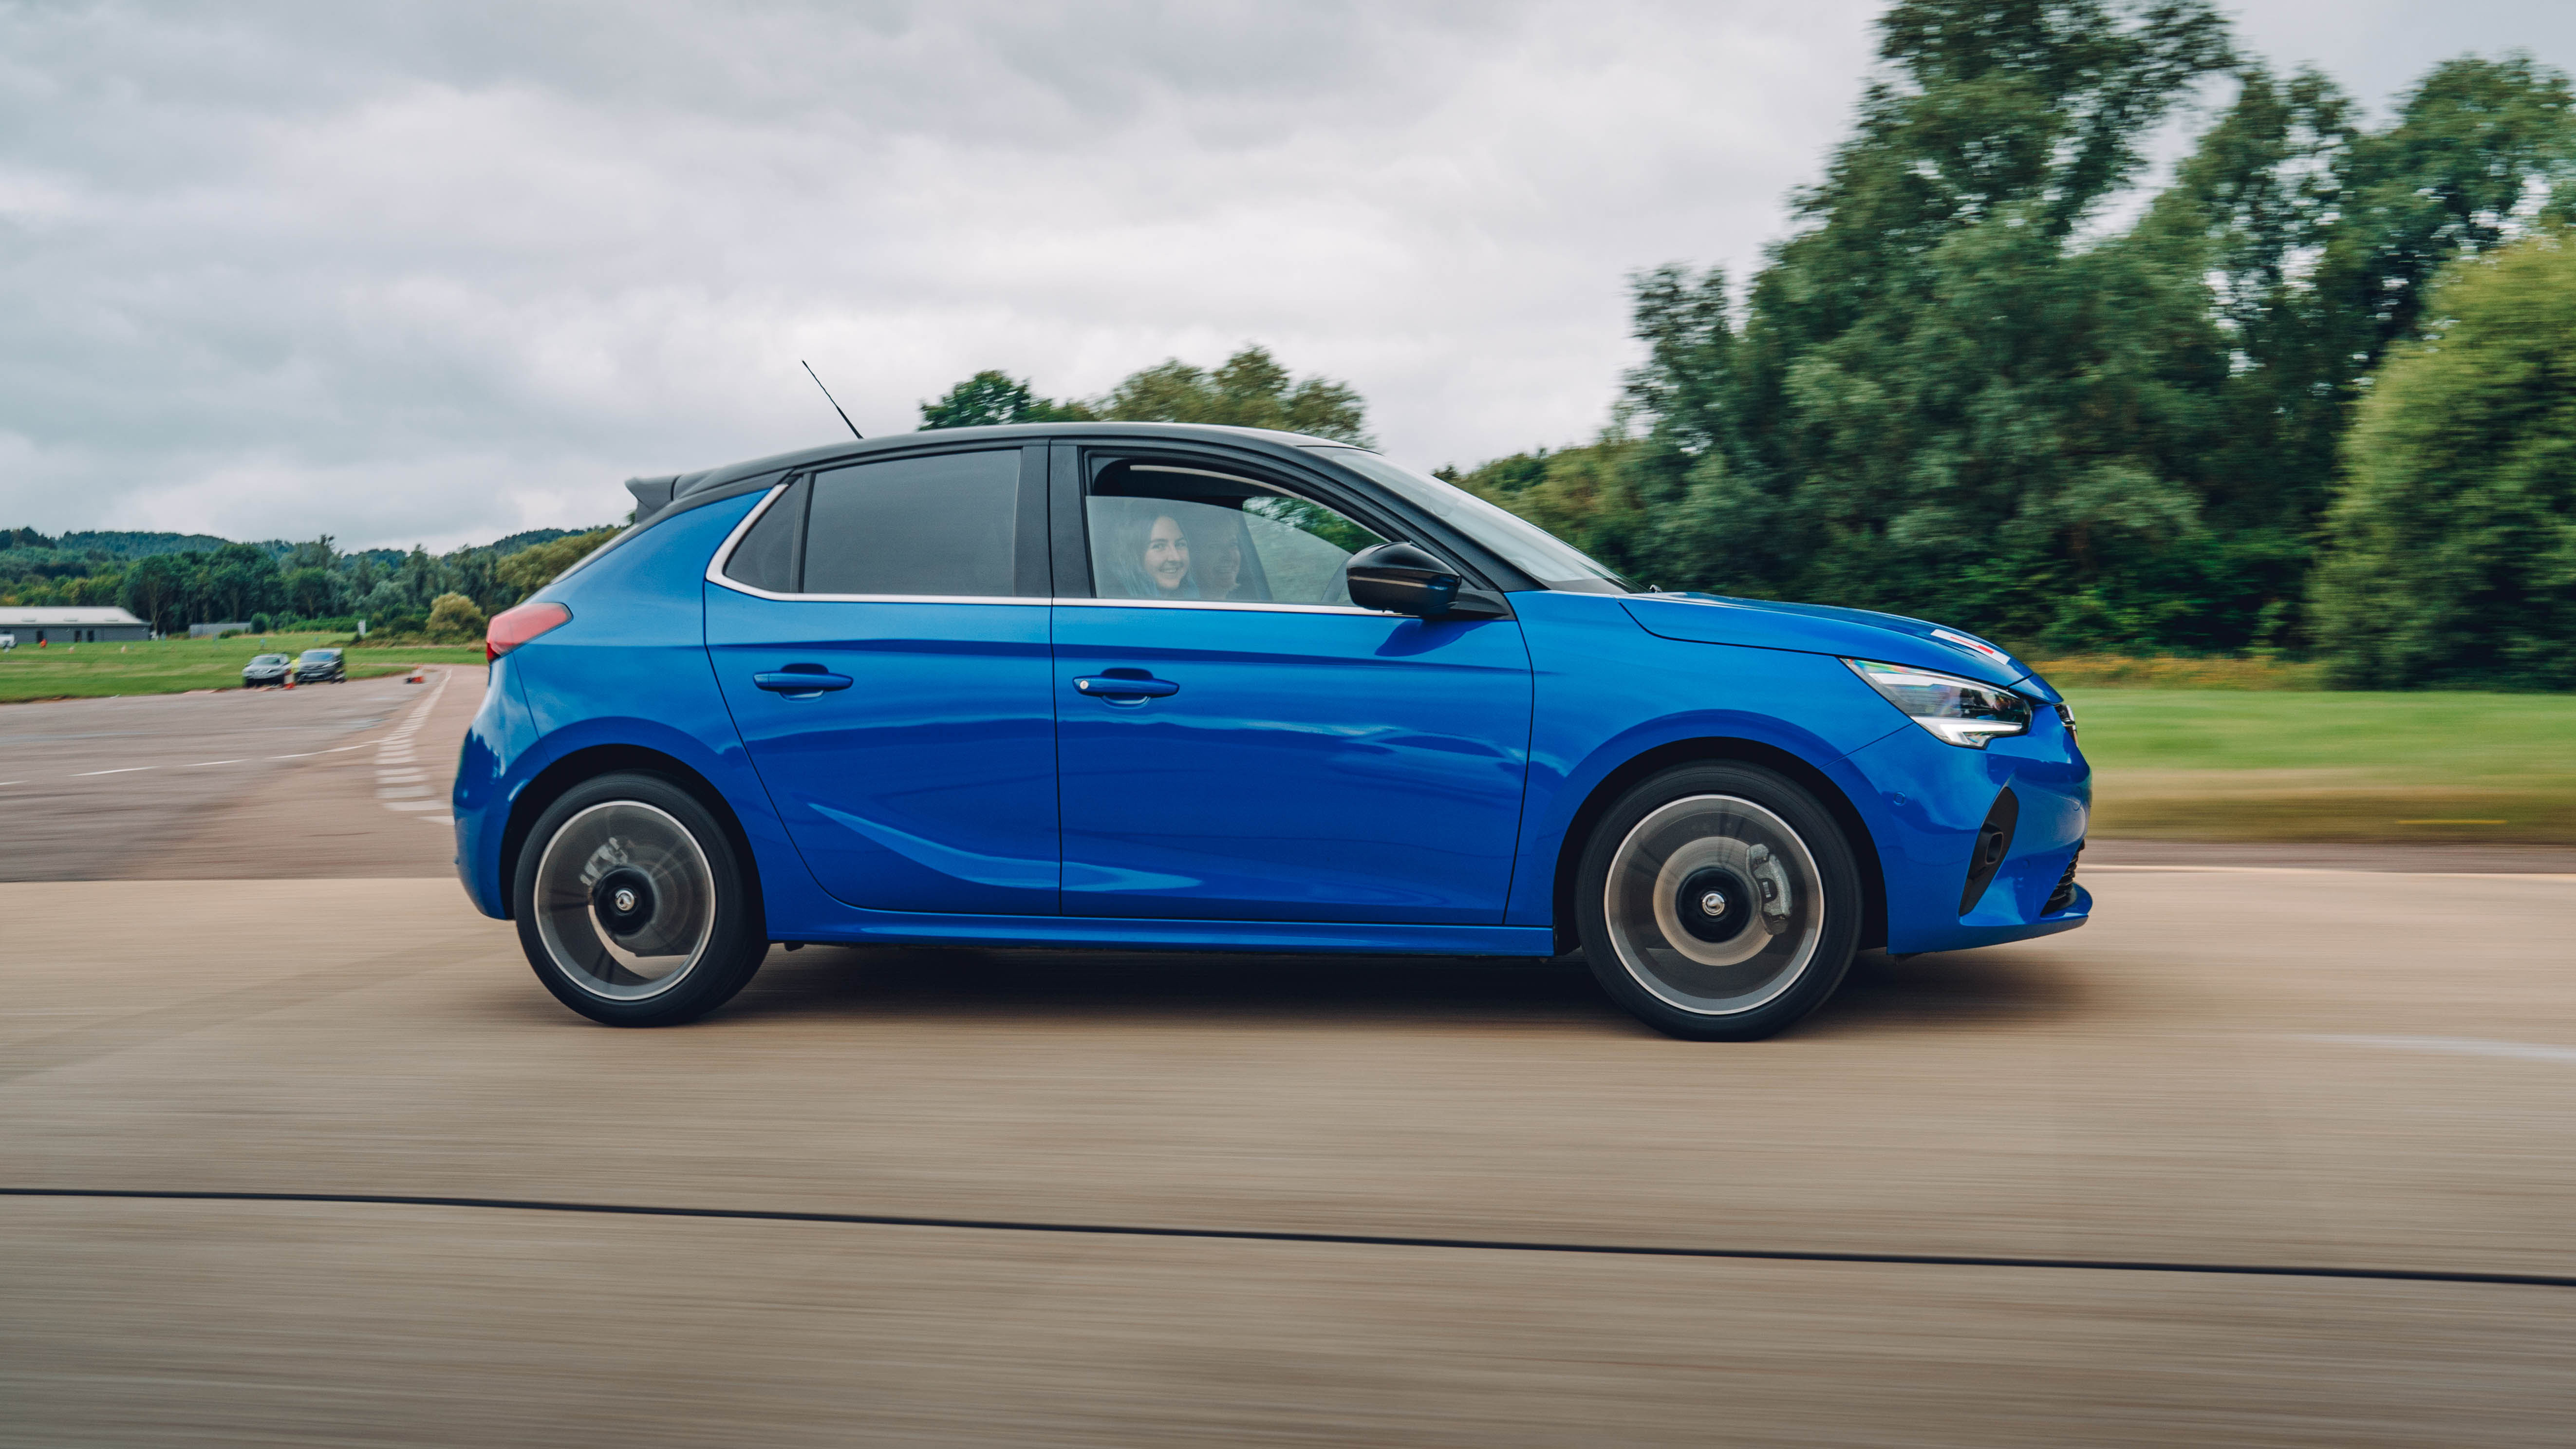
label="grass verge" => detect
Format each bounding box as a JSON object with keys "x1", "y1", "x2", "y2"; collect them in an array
[
  {"x1": 0, "y1": 634, "x2": 486, "y2": 702},
  {"x1": 2069, "y1": 688, "x2": 2576, "y2": 844}
]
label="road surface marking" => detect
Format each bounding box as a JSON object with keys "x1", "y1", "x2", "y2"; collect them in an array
[
  {"x1": 267, "y1": 752, "x2": 320, "y2": 759},
  {"x1": 2089, "y1": 864, "x2": 2576, "y2": 882},
  {"x1": 183, "y1": 759, "x2": 244, "y2": 768},
  {"x1": 74, "y1": 766, "x2": 154, "y2": 776},
  {"x1": 2304, "y1": 1034, "x2": 2576, "y2": 1066}
]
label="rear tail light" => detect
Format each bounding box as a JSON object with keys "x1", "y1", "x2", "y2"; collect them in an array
[{"x1": 485, "y1": 602, "x2": 571, "y2": 662}]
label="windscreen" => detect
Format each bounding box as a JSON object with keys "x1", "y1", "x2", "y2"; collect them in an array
[{"x1": 1306, "y1": 447, "x2": 1628, "y2": 593}]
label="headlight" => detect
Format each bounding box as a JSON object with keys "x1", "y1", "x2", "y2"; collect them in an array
[{"x1": 1844, "y1": 658, "x2": 2032, "y2": 748}]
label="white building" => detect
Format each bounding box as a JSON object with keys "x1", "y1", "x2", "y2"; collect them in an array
[{"x1": 0, "y1": 606, "x2": 154, "y2": 645}]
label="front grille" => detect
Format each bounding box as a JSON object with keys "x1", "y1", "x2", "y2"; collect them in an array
[{"x1": 2044, "y1": 846, "x2": 2083, "y2": 914}]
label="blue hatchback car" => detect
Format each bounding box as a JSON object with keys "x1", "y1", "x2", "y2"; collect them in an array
[{"x1": 457, "y1": 423, "x2": 2089, "y2": 1039}]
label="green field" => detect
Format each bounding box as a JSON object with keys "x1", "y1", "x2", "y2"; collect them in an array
[
  {"x1": 0, "y1": 633, "x2": 487, "y2": 702},
  {"x1": 2070, "y1": 688, "x2": 2576, "y2": 844}
]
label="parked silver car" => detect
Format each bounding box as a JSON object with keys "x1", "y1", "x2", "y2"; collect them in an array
[{"x1": 242, "y1": 653, "x2": 292, "y2": 687}]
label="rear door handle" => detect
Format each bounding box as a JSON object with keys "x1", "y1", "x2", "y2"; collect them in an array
[
  {"x1": 754, "y1": 671, "x2": 853, "y2": 694},
  {"x1": 1073, "y1": 675, "x2": 1179, "y2": 700}
]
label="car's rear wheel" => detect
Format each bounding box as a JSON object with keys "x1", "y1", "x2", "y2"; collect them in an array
[
  {"x1": 512, "y1": 772, "x2": 767, "y2": 1027},
  {"x1": 1576, "y1": 763, "x2": 1862, "y2": 1041}
]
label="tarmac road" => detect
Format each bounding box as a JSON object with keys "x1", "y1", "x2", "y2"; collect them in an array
[
  {"x1": 0, "y1": 665, "x2": 474, "y2": 882},
  {"x1": 1, "y1": 679, "x2": 2573, "y2": 1444}
]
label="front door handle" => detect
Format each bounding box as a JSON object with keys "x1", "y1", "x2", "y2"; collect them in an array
[
  {"x1": 1073, "y1": 675, "x2": 1179, "y2": 700},
  {"x1": 754, "y1": 670, "x2": 853, "y2": 695}
]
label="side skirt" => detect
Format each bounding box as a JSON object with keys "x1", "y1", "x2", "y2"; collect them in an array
[{"x1": 773, "y1": 913, "x2": 1560, "y2": 958}]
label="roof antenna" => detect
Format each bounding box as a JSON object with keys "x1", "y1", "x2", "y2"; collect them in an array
[{"x1": 801, "y1": 360, "x2": 864, "y2": 440}]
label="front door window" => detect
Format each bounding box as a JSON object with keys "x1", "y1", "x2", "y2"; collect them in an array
[{"x1": 1084, "y1": 465, "x2": 1386, "y2": 606}]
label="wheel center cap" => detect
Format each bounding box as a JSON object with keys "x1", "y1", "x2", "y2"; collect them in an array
[
  {"x1": 591, "y1": 866, "x2": 656, "y2": 938},
  {"x1": 1673, "y1": 865, "x2": 1756, "y2": 945}
]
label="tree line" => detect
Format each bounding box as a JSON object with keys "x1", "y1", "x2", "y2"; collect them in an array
[{"x1": 0, "y1": 526, "x2": 617, "y2": 639}]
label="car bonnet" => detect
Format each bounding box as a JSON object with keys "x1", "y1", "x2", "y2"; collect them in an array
[{"x1": 1620, "y1": 593, "x2": 2059, "y2": 702}]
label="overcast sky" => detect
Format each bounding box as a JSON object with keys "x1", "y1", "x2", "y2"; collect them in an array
[{"x1": 5, "y1": 1, "x2": 2572, "y2": 550}]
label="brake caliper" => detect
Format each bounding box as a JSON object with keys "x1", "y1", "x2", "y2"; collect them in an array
[{"x1": 1745, "y1": 844, "x2": 1793, "y2": 935}]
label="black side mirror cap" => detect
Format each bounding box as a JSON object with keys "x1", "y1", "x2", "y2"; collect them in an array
[
  {"x1": 1345, "y1": 543, "x2": 1512, "y2": 620},
  {"x1": 1346, "y1": 542, "x2": 1458, "y2": 617}
]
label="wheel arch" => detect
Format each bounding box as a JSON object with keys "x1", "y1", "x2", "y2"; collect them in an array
[
  {"x1": 499, "y1": 744, "x2": 764, "y2": 929},
  {"x1": 1548, "y1": 736, "x2": 1887, "y2": 955}
]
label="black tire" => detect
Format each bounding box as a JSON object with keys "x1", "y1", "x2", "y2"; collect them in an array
[
  {"x1": 511, "y1": 771, "x2": 767, "y2": 1027},
  {"x1": 1575, "y1": 763, "x2": 1862, "y2": 1041}
]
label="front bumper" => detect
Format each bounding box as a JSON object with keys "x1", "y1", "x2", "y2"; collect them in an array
[{"x1": 1844, "y1": 709, "x2": 2091, "y2": 955}]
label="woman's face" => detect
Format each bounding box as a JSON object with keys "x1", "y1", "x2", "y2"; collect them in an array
[{"x1": 1143, "y1": 515, "x2": 1190, "y2": 594}]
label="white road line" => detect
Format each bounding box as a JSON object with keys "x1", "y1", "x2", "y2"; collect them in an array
[
  {"x1": 2088, "y1": 864, "x2": 2576, "y2": 882},
  {"x1": 268, "y1": 752, "x2": 321, "y2": 759},
  {"x1": 183, "y1": 759, "x2": 244, "y2": 768},
  {"x1": 0, "y1": 781, "x2": 20, "y2": 787},
  {"x1": 2303, "y1": 1034, "x2": 2576, "y2": 1066},
  {"x1": 75, "y1": 766, "x2": 154, "y2": 776},
  {"x1": 381, "y1": 799, "x2": 447, "y2": 811}
]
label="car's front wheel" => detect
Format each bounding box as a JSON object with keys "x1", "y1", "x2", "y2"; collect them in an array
[
  {"x1": 511, "y1": 772, "x2": 768, "y2": 1027},
  {"x1": 1576, "y1": 763, "x2": 1862, "y2": 1041}
]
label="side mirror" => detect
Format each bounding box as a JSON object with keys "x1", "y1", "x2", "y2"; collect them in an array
[{"x1": 1345, "y1": 543, "x2": 1462, "y2": 617}]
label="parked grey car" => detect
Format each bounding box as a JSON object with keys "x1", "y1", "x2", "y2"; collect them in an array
[
  {"x1": 294, "y1": 648, "x2": 346, "y2": 684},
  {"x1": 242, "y1": 653, "x2": 291, "y2": 687}
]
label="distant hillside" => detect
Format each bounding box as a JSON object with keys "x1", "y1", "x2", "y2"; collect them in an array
[
  {"x1": 487, "y1": 527, "x2": 595, "y2": 555},
  {"x1": 5, "y1": 526, "x2": 614, "y2": 564},
  {"x1": 45, "y1": 530, "x2": 237, "y2": 559}
]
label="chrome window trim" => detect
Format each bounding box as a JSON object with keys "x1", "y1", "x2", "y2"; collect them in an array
[
  {"x1": 708, "y1": 480, "x2": 1377, "y2": 616},
  {"x1": 704, "y1": 482, "x2": 792, "y2": 595},
  {"x1": 1051, "y1": 596, "x2": 1376, "y2": 617}
]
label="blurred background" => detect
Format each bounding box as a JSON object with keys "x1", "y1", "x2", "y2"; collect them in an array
[{"x1": 3, "y1": 3, "x2": 2574, "y2": 1445}]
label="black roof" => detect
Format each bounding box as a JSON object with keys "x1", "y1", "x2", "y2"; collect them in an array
[{"x1": 626, "y1": 422, "x2": 1361, "y2": 522}]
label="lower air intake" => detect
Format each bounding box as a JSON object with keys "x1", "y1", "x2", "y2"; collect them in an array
[
  {"x1": 1959, "y1": 788, "x2": 2019, "y2": 915},
  {"x1": 2044, "y1": 846, "x2": 2083, "y2": 915}
]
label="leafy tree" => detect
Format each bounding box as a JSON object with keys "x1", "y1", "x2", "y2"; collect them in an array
[
  {"x1": 281, "y1": 565, "x2": 345, "y2": 617},
  {"x1": 2309, "y1": 233, "x2": 2576, "y2": 688},
  {"x1": 1611, "y1": 0, "x2": 2231, "y2": 643},
  {"x1": 1547, "y1": 4, "x2": 2576, "y2": 656},
  {"x1": 494, "y1": 527, "x2": 620, "y2": 600},
  {"x1": 1093, "y1": 346, "x2": 1374, "y2": 444},
  {"x1": 426, "y1": 592, "x2": 489, "y2": 643},
  {"x1": 919, "y1": 371, "x2": 1091, "y2": 429},
  {"x1": 923, "y1": 346, "x2": 1374, "y2": 445},
  {"x1": 119, "y1": 554, "x2": 188, "y2": 633},
  {"x1": 193, "y1": 542, "x2": 282, "y2": 623}
]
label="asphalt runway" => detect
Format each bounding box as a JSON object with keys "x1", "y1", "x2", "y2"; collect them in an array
[
  {"x1": 0, "y1": 666, "x2": 473, "y2": 881},
  {"x1": 2, "y1": 679, "x2": 2573, "y2": 1444}
]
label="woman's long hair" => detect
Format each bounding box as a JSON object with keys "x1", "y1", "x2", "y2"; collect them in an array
[{"x1": 1096, "y1": 498, "x2": 1195, "y2": 600}]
